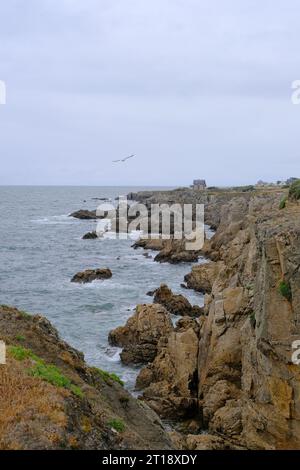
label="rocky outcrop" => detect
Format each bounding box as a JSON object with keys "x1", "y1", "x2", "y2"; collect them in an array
[
  {"x1": 128, "y1": 188, "x2": 300, "y2": 449},
  {"x1": 184, "y1": 262, "x2": 224, "y2": 293},
  {"x1": 136, "y1": 318, "x2": 201, "y2": 419},
  {"x1": 108, "y1": 304, "x2": 173, "y2": 365},
  {"x1": 69, "y1": 209, "x2": 99, "y2": 219},
  {"x1": 154, "y1": 239, "x2": 200, "y2": 264},
  {"x1": 71, "y1": 268, "x2": 112, "y2": 283},
  {"x1": 0, "y1": 305, "x2": 173, "y2": 450},
  {"x1": 190, "y1": 191, "x2": 300, "y2": 449},
  {"x1": 82, "y1": 231, "x2": 98, "y2": 239},
  {"x1": 133, "y1": 237, "x2": 201, "y2": 264},
  {"x1": 153, "y1": 284, "x2": 203, "y2": 317}
]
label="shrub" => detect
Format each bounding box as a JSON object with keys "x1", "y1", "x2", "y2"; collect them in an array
[
  {"x1": 279, "y1": 196, "x2": 287, "y2": 209},
  {"x1": 91, "y1": 367, "x2": 124, "y2": 386},
  {"x1": 289, "y1": 179, "x2": 300, "y2": 201},
  {"x1": 119, "y1": 395, "x2": 130, "y2": 408},
  {"x1": 15, "y1": 334, "x2": 25, "y2": 342},
  {"x1": 107, "y1": 418, "x2": 125, "y2": 433},
  {"x1": 278, "y1": 280, "x2": 292, "y2": 302}
]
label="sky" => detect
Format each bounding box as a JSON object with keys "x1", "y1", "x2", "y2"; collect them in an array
[{"x1": 0, "y1": 0, "x2": 300, "y2": 186}]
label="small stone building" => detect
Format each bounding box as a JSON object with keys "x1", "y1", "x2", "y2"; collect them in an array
[{"x1": 193, "y1": 179, "x2": 207, "y2": 190}]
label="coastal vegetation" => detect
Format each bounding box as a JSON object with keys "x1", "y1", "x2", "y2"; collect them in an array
[{"x1": 289, "y1": 179, "x2": 300, "y2": 200}]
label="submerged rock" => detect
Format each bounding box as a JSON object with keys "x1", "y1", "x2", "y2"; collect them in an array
[
  {"x1": 69, "y1": 209, "x2": 99, "y2": 219},
  {"x1": 71, "y1": 268, "x2": 112, "y2": 283},
  {"x1": 82, "y1": 231, "x2": 98, "y2": 239}
]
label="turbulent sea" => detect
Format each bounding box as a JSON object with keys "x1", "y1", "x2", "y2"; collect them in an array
[{"x1": 0, "y1": 186, "x2": 207, "y2": 389}]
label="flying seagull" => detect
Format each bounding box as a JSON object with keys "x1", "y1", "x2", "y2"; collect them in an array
[{"x1": 112, "y1": 154, "x2": 135, "y2": 163}]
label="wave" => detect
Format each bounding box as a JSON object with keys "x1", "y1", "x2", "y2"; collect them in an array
[{"x1": 31, "y1": 214, "x2": 75, "y2": 225}]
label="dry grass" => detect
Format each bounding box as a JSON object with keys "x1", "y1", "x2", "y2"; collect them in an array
[{"x1": 0, "y1": 357, "x2": 68, "y2": 449}]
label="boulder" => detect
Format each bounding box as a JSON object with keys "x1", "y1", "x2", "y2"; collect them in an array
[
  {"x1": 82, "y1": 231, "x2": 98, "y2": 239},
  {"x1": 71, "y1": 268, "x2": 112, "y2": 283},
  {"x1": 69, "y1": 209, "x2": 98, "y2": 219},
  {"x1": 154, "y1": 284, "x2": 203, "y2": 317},
  {"x1": 108, "y1": 304, "x2": 173, "y2": 365}
]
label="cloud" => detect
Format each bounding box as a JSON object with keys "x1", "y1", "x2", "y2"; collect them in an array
[{"x1": 0, "y1": 0, "x2": 300, "y2": 185}]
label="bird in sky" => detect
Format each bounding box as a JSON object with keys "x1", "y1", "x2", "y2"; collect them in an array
[{"x1": 112, "y1": 154, "x2": 135, "y2": 163}]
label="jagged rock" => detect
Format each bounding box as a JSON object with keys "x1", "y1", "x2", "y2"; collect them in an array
[
  {"x1": 133, "y1": 237, "x2": 200, "y2": 264},
  {"x1": 136, "y1": 318, "x2": 200, "y2": 418},
  {"x1": 185, "y1": 434, "x2": 229, "y2": 450},
  {"x1": 132, "y1": 238, "x2": 165, "y2": 251},
  {"x1": 69, "y1": 209, "x2": 98, "y2": 219},
  {"x1": 82, "y1": 231, "x2": 98, "y2": 239},
  {"x1": 154, "y1": 239, "x2": 200, "y2": 264},
  {"x1": 184, "y1": 261, "x2": 222, "y2": 293},
  {"x1": 108, "y1": 304, "x2": 173, "y2": 365},
  {"x1": 71, "y1": 268, "x2": 112, "y2": 283},
  {"x1": 154, "y1": 284, "x2": 203, "y2": 317},
  {"x1": 129, "y1": 186, "x2": 300, "y2": 448},
  {"x1": 146, "y1": 290, "x2": 156, "y2": 297}
]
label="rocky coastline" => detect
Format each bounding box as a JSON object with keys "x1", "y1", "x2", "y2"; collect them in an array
[{"x1": 1, "y1": 183, "x2": 300, "y2": 449}]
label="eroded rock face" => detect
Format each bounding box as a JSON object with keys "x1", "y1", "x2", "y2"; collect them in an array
[
  {"x1": 153, "y1": 284, "x2": 203, "y2": 317},
  {"x1": 136, "y1": 318, "x2": 200, "y2": 419},
  {"x1": 108, "y1": 304, "x2": 173, "y2": 365},
  {"x1": 71, "y1": 268, "x2": 112, "y2": 283},
  {"x1": 193, "y1": 192, "x2": 300, "y2": 449}
]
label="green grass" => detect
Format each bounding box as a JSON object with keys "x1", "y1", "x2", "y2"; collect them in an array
[
  {"x1": 279, "y1": 196, "x2": 287, "y2": 209},
  {"x1": 278, "y1": 280, "x2": 292, "y2": 302},
  {"x1": 91, "y1": 367, "x2": 124, "y2": 386},
  {"x1": 289, "y1": 179, "x2": 300, "y2": 201},
  {"x1": 8, "y1": 345, "x2": 83, "y2": 398},
  {"x1": 19, "y1": 310, "x2": 32, "y2": 319},
  {"x1": 8, "y1": 345, "x2": 39, "y2": 361},
  {"x1": 107, "y1": 418, "x2": 125, "y2": 433}
]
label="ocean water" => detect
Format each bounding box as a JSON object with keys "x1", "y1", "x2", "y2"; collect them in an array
[{"x1": 0, "y1": 186, "x2": 206, "y2": 389}]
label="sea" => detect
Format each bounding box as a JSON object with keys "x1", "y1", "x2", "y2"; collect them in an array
[{"x1": 0, "y1": 186, "x2": 207, "y2": 390}]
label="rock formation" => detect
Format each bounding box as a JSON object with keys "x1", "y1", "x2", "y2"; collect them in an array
[
  {"x1": 129, "y1": 187, "x2": 300, "y2": 449},
  {"x1": 82, "y1": 231, "x2": 98, "y2": 239},
  {"x1": 108, "y1": 304, "x2": 173, "y2": 364},
  {"x1": 133, "y1": 237, "x2": 201, "y2": 263},
  {"x1": 69, "y1": 209, "x2": 99, "y2": 219},
  {"x1": 153, "y1": 284, "x2": 203, "y2": 317},
  {"x1": 136, "y1": 317, "x2": 201, "y2": 419},
  {"x1": 71, "y1": 268, "x2": 112, "y2": 283}
]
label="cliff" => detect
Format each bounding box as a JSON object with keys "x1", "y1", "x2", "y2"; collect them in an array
[{"x1": 126, "y1": 187, "x2": 300, "y2": 449}]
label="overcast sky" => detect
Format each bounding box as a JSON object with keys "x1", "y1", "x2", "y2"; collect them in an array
[{"x1": 0, "y1": 0, "x2": 299, "y2": 186}]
